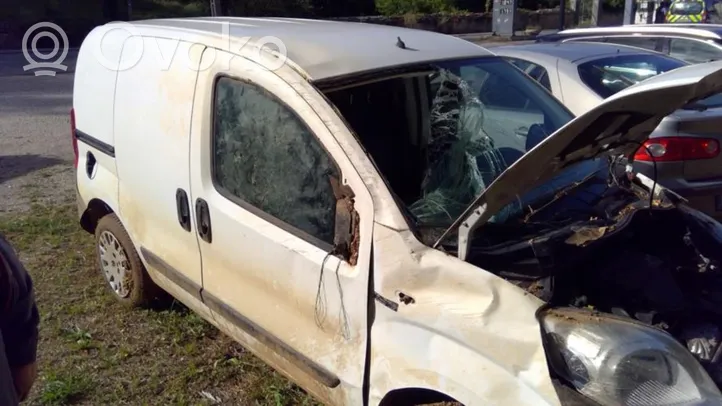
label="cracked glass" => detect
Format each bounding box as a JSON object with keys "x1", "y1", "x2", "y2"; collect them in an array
[{"x1": 213, "y1": 77, "x2": 338, "y2": 245}]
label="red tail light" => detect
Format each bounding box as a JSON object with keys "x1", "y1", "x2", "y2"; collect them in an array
[
  {"x1": 70, "y1": 108, "x2": 78, "y2": 168},
  {"x1": 634, "y1": 137, "x2": 720, "y2": 162}
]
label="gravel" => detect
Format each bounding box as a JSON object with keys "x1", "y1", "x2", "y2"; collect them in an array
[{"x1": 0, "y1": 50, "x2": 75, "y2": 215}]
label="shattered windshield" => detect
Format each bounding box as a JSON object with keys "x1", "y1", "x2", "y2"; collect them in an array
[{"x1": 324, "y1": 57, "x2": 575, "y2": 231}]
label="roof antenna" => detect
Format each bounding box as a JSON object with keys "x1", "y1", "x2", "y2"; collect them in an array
[{"x1": 395, "y1": 36, "x2": 418, "y2": 51}]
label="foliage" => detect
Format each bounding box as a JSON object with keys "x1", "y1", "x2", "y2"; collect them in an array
[{"x1": 376, "y1": 0, "x2": 456, "y2": 15}]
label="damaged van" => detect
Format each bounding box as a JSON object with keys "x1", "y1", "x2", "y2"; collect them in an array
[{"x1": 73, "y1": 17, "x2": 722, "y2": 406}]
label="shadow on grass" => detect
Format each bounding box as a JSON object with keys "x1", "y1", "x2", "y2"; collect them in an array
[
  {"x1": 0, "y1": 204, "x2": 320, "y2": 406},
  {"x1": 0, "y1": 155, "x2": 65, "y2": 185}
]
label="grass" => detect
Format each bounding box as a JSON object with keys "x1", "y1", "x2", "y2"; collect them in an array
[{"x1": 0, "y1": 204, "x2": 319, "y2": 406}]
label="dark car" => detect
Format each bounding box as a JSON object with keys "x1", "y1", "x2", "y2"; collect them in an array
[{"x1": 536, "y1": 24, "x2": 722, "y2": 64}]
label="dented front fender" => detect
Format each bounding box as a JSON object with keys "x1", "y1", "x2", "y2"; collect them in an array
[{"x1": 368, "y1": 224, "x2": 562, "y2": 405}]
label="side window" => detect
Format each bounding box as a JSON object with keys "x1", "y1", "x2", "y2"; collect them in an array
[
  {"x1": 506, "y1": 57, "x2": 532, "y2": 71},
  {"x1": 605, "y1": 36, "x2": 659, "y2": 51},
  {"x1": 213, "y1": 77, "x2": 339, "y2": 246},
  {"x1": 504, "y1": 57, "x2": 552, "y2": 92},
  {"x1": 669, "y1": 38, "x2": 722, "y2": 64}
]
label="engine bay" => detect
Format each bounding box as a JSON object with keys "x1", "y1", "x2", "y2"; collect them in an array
[{"x1": 468, "y1": 178, "x2": 722, "y2": 386}]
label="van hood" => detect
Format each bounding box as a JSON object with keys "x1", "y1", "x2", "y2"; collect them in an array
[{"x1": 434, "y1": 60, "x2": 722, "y2": 250}]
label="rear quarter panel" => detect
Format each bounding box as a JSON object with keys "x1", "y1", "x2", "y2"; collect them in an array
[{"x1": 73, "y1": 25, "x2": 124, "y2": 213}]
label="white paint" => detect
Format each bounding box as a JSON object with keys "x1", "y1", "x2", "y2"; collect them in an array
[{"x1": 74, "y1": 18, "x2": 722, "y2": 406}]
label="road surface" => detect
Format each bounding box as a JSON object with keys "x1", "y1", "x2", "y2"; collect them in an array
[{"x1": 0, "y1": 36, "x2": 529, "y2": 214}]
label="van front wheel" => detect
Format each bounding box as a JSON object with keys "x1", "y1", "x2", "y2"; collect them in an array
[{"x1": 94, "y1": 214, "x2": 158, "y2": 307}]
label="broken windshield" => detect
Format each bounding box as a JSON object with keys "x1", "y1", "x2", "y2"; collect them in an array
[{"x1": 323, "y1": 57, "x2": 575, "y2": 231}]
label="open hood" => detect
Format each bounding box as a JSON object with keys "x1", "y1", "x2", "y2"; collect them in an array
[{"x1": 435, "y1": 60, "x2": 722, "y2": 258}]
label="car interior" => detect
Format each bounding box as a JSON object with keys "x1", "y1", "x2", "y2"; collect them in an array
[{"x1": 322, "y1": 64, "x2": 555, "y2": 229}]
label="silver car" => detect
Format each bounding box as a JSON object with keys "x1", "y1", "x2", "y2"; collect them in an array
[{"x1": 491, "y1": 42, "x2": 722, "y2": 220}]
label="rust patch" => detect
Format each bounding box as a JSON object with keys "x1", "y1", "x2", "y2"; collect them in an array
[
  {"x1": 526, "y1": 280, "x2": 545, "y2": 297},
  {"x1": 329, "y1": 175, "x2": 360, "y2": 266},
  {"x1": 545, "y1": 308, "x2": 606, "y2": 324}
]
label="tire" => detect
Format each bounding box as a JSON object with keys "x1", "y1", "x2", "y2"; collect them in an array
[{"x1": 94, "y1": 213, "x2": 160, "y2": 307}]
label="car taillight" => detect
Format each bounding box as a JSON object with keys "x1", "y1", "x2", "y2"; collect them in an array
[
  {"x1": 633, "y1": 137, "x2": 720, "y2": 162},
  {"x1": 70, "y1": 108, "x2": 78, "y2": 168}
]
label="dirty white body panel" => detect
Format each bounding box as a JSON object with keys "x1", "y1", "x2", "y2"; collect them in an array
[{"x1": 75, "y1": 18, "x2": 722, "y2": 406}]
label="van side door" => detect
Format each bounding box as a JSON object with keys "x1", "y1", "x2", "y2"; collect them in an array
[
  {"x1": 114, "y1": 37, "x2": 205, "y2": 306},
  {"x1": 189, "y1": 48, "x2": 372, "y2": 404}
]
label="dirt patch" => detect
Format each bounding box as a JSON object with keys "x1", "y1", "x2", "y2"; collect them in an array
[{"x1": 0, "y1": 205, "x2": 319, "y2": 405}]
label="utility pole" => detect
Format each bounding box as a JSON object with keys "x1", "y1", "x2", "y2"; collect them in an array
[
  {"x1": 210, "y1": 0, "x2": 221, "y2": 16},
  {"x1": 624, "y1": 0, "x2": 635, "y2": 24},
  {"x1": 560, "y1": 0, "x2": 566, "y2": 30}
]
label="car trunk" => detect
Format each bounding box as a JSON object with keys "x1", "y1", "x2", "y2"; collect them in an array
[{"x1": 666, "y1": 108, "x2": 722, "y2": 182}]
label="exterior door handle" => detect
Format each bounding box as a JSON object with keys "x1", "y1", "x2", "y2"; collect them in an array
[
  {"x1": 195, "y1": 198, "x2": 212, "y2": 243},
  {"x1": 175, "y1": 189, "x2": 191, "y2": 232}
]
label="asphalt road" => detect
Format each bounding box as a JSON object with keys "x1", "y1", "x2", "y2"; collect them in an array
[
  {"x1": 0, "y1": 37, "x2": 527, "y2": 214},
  {"x1": 0, "y1": 50, "x2": 76, "y2": 214}
]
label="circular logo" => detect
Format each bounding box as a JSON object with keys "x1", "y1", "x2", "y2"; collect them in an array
[{"x1": 22, "y1": 22, "x2": 70, "y2": 75}]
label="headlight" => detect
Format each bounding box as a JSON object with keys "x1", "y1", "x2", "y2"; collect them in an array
[{"x1": 540, "y1": 307, "x2": 722, "y2": 406}]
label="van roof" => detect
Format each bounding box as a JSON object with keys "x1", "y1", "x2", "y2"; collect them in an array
[{"x1": 123, "y1": 17, "x2": 492, "y2": 81}]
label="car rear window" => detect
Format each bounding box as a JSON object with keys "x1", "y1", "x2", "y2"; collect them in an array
[
  {"x1": 577, "y1": 54, "x2": 686, "y2": 99},
  {"x1": 670, "y1": 1, "x2": 704, "y2": 14}
]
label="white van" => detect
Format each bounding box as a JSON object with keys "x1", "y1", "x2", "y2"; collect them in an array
[{"x1": 73, "y1": 17, "x2": 722, "y2": 406}]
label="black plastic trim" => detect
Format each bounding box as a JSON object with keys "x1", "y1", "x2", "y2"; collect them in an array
[
  {"x1": 139, "y1": 246, "x2": 341, "y2": 389},
  {"x1": 140, "y1": 247, "x2": 202, "y2": 301},
  {"x1": 374, "y1": 292, "x2": 399, "y2": 312},
  {"x1": 75, "y1": 129, "x2": 115, "y2": 157},
  {"x1": 201, "y1": 290, "x2": 342, "y2": 389}
]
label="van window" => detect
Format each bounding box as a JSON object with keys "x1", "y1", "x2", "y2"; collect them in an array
[
  {"x1": 213, "y1": 77, "x2": 339, "y2": 246},
  {"x1": 324, "y1": 57, "x2": 573, "y2": 229}
]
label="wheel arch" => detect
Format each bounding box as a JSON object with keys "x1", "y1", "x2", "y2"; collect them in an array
[
  {"x1": 378, "y1": 387, "x2": 461, "y2": 406},
  {"x1": 80, "y1": 198, "x2": 114, "y2": 234}
]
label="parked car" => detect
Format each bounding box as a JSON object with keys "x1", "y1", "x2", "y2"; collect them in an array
[
  {"x1": 665, "y1": 0, "x2": 710, "y2": 23},
  {"x1": 491, "y1": 41, "x2": 722, "y2": 221},
  {"x1": 74, "y1": 17, "x2": 722, "y2": 406},
  {"x1": 536, "y1": 23, "x2": 722, "y2": 63}
]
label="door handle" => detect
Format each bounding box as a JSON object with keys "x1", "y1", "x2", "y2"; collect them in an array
[
  {"x1": 195, "y1": 198, "x2": 212, "y2": 243},
  {"x1": 175, "y1": 189, "x2": 191, "y2": 232}
]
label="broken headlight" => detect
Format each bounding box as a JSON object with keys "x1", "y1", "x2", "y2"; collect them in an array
[{"x1": 540, "y1": 307, "x2": 722, "y2": 406}]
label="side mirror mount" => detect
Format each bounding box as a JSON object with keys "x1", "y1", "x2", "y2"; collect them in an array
[{"x1": 329, "y1": 175, "x2": 360, "y2": 265}]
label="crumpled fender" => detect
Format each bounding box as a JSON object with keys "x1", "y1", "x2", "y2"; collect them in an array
[{"x1": 369, "y1": 224, "x2": 561, "y2": 405}]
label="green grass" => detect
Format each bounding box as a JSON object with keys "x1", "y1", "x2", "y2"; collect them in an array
[{"x1": 0, "y1": 204, "x2": 319, "y2": 405}]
